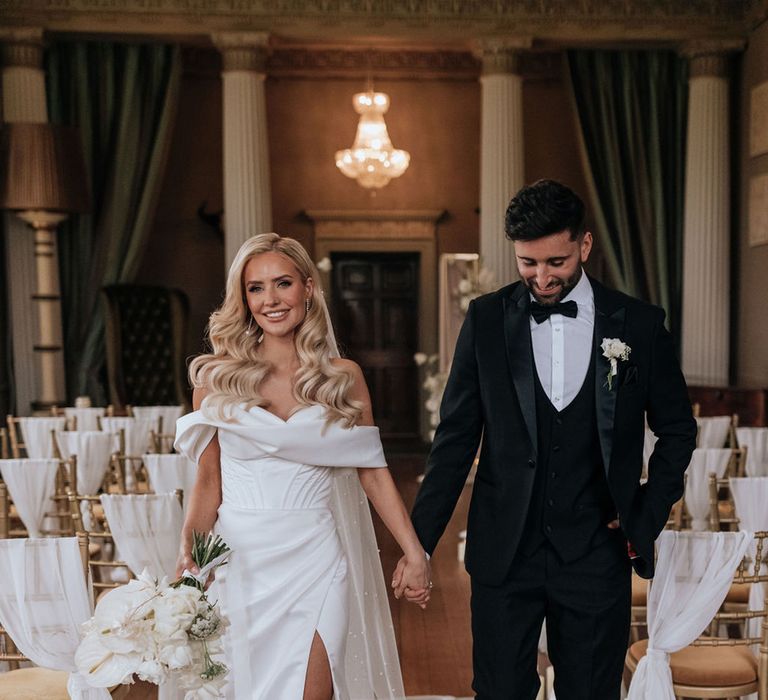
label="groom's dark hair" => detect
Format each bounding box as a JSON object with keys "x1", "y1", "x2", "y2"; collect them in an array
[{"x1": 504, "y1": 179, "x2": 586, "y2": 242}]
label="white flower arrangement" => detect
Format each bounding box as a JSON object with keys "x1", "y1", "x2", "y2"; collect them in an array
[
  {"x1": 455, "y1": 264, "x2": 496, "y2": 313},
  {"x1": 76, "y1": 532, "x2": 231, "y2": 699},
  {"x1": 600, "y1": 337, "x2": 631, "y2": 390},
  {"x1": 414, "y1": 352, "x2": 447, "y2": 440}
]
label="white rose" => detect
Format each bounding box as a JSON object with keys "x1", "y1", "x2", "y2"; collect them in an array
[
  {"x1": 413, "y1": 352, "x2": 428, "y2": 366},
  {"x1": 154, "y1": 586, "x2": 202, "y2": 639},
  {"x1": 457, "y1": 278, "x2": 473, "y2": 294},
  {"x1": 159, "y1": 640, "x2": 195, "y2": 670},
  {"x1": 316, "y1": 257, "x2": 332, "y2": 272}
]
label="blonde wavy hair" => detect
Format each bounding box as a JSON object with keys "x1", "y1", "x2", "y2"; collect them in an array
[{"x1": 189, "y1": 233, "x2": 363, "y2": 427}]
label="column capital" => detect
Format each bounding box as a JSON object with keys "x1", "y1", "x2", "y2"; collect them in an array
[
  {"x1": 212, "y1": 31, "x2": 270, "y2": 72},
  {"x1": 0, "y1": 27, "x2": 45, "y2": 70},
  {"x1": 681, "y1": 39, "x2": 745, "y2": 78},
  {"x1": 474, "y1": 37, "x2": 532, "y2": 76}
]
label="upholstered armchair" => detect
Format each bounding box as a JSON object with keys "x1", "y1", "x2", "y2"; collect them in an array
[{"x1": 101, "y1": 284, "x2": 190, "y2": 411}]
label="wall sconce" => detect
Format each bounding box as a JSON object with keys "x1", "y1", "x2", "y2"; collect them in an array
[{"x1": 0, "y1": 122, "x2": 90, "y2": 412}]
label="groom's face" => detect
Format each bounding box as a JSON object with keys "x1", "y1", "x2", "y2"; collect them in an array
[{"x1": 514, "y1": 229, "x2": 593, "y2": 305}]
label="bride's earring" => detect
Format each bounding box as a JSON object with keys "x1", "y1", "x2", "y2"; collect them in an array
[
  {"x1": 245, "y1": 315, "x2": 254, "y2": 336},
  {"x1": 305, "y1": 298, "x2": 311, "y2": 313}
]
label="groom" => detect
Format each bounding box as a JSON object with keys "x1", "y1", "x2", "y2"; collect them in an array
[{"x1": 408, "y1": 180, "x2": 697, "y2": 699}]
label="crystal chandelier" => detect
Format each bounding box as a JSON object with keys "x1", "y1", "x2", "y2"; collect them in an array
[{"x1": 335, "y1": 91, "x2": 410, "y2": 189}]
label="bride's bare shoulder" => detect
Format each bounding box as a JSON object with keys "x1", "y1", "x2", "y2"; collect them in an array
[{"x1": 192, "y1": 386, "x2": 211, "y2": 411}]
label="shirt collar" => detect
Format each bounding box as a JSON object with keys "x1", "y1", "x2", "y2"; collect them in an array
[{"x1": 562, "y1": 268, "x2": 593, "y2": 306}]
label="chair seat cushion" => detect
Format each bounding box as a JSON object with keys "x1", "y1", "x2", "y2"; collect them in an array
[
  {"x1": 726, "y1": 582, "x2": 750, "y2": 604},
  {"x1": 0, "y1": 667, "x2": 70, "y2": 700},
  {"x1": 629, "y1": 638, "x2": 757, "y2": 687}
]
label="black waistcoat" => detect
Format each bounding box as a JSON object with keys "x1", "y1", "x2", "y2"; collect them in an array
[{"x1": 519, "y1": 348, "x2": 616, "y2": 562}]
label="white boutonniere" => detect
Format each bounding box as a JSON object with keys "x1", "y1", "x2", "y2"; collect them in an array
[{"x1": 601, "y1": 338, "x2": 631, "y2": 390}]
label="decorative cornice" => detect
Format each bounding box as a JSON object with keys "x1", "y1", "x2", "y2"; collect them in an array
[
  {"x1": 212, "y1": 31, "x2": 270, "y2": 72},
  {"x1": 475, "y1": 37, "x2": 532, "y2": 76},
  {"x1": 0, "y1": 0, "x2": 752, "y2": 45},
  {"x1": 681, "y1": 38, "x2": 745, "y2": 78},
  {"x1": 0, "y1": 26, "x2": 44, "y2": 69},
  {"x1": 268, "y1": 47, "x2": 479, "y2": 80}
]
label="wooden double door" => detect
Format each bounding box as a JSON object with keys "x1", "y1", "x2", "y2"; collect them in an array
[{"x1": 330, "y1": 252, "x2": 420, "y2": 442}]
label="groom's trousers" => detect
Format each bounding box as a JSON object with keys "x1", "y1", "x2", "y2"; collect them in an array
[{"x1": 470, "y1": 532, "x2": 631, "y2": 700}]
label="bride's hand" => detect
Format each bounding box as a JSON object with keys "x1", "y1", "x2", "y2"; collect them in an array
[{"x1": 392, "y1": 553, "x2": 431, "y2": 609}]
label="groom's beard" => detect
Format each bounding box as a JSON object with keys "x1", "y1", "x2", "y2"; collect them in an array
[{"x1": 526, "y1": 266, "x2": 583, "y2": 305}]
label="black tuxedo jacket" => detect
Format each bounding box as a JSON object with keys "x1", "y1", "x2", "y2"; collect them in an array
[{"x1": 411, "y1": 277, "x2": 697, "y2": 584}]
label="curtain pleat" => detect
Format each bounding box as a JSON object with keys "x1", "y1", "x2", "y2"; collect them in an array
[
  {"x1": 45, "y1": 41, "x2": 181, "y2": 404},
  {"x1": 567, "y1": 50, "x2": 688, "y2": 342}
]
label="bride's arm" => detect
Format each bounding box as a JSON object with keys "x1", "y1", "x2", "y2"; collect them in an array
[
  {"x1": 335, "y1": 359, "x2": 431, "y2": 608},
  {"x1": 175, "y1": 386, "x2": 223, "y2": 581}
]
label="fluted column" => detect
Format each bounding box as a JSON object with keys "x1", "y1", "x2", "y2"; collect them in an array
[
  {"x1": 213, "y1": 32, "x2": 272, "y2": 267},
  {"x1": 1, "y1": 28, "x2": 66, "y2": 414},
  {"x1": 681, "y1": 46, "x2": 738, "y2": 386},
  {"x1": 477, "y1": 39, "x2": 529, "y2": 287}
]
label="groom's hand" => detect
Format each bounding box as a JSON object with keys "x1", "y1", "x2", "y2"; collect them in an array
[{"x1": 392, "y1": 554, "x2": 431, "y2": 609}]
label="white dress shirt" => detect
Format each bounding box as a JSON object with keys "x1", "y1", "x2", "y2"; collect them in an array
[{"x1": 530, "y1": 271, "x2": 595, "y2": 411}]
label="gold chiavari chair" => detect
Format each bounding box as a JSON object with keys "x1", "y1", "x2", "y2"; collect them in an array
[
  {"x1": 149, "y1": 416, "x2": 176, "y2": 454},
  {"x1": 0, "y1": 532, "x2": 130, "y2": 699},
  {"x1": 707, "y1": 448, "x2": 749, "y2": 532},
  {"x1": 68, "y1": 493, "x2": 134, "y2": 599},
  {"x1": 625, "y1": 531, "x2": 768, "y2": 700},
  {"x1": 0, "y1": 428, "x2": 8, "y2": 460},
  {"x1": 5, "y1": 415, "x2": 24, "y2": 458},
  {"x1": 0, "y1": 483, "x2": 8, "y2": 540}
]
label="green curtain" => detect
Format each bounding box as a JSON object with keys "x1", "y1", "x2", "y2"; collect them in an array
[
  {"x1": 567, "y1": 50, "x2": 688, "y2": 340},
  {"x1": 45, "y1": 41, "x2": 181, "y2": 404}
]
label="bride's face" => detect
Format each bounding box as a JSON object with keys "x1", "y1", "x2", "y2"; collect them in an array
[{"x1": 243, "y1": 251, "x2": 314, "y2": 340}]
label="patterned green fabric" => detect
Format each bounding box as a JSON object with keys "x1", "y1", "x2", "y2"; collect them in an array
[
  {"x1": 568, "y1": 50, "x2": 688, "y2": 341},
  {"x1": 45, "y1": 41, "x2": 181, "y2": 404}
]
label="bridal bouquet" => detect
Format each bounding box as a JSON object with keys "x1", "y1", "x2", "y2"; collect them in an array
[{"x1": 75, "y1": 532, "x2": 231, "y2": 699}]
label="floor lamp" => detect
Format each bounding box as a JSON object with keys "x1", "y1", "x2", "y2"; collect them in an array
[{"x1": 0, "y1": 122, "x2": 90, "y2": 413}]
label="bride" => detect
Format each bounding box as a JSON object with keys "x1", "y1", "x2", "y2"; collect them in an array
[{"x1": 174, "y1": 233, "x2": 430, "y2": 699}]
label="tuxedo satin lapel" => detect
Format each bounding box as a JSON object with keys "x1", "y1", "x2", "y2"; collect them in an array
[
  {"x1": 503, "y1": 287, "x2": 537, "y2": 459},
  {"x1": 593, "y1": 280, "x2": 626, "y2": 476}
]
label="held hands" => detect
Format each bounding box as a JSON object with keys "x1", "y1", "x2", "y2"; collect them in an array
[{"x1": 391, "y1": 552, "x2": 432, "y2": 610}]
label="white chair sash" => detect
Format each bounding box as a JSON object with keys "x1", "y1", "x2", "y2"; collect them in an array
[
  {"x1": 626, "y1": 530, "x2": 752, "y2": 700},
  {"x1": 99, "y1": 493, "x2": 183, "y2": 580},
  {"x1": 17, "y1": 417, "x2": 67, "y2": 458},
  {"x1": 729, "y1": 477, "x2": 768, "y2": 644},
  {"x1": 642, "y1": 427, "x2": 658, "y2": 476},
  {"x1": 0, "y1": 459, "x2": 59, "y2": 537},
  {"x1": 736, "y1": 427, "x2": 768, "y2": 477},
  {"x1": 131, "y1": 405, "x2": 184, "y2": 433},
  {"x1": 695, "y1": 416, "x2": 731, "y2": 449},
  {"x1": 55, "y1": 431, "x2": 113, "y2": 494},
  {"x1": 0, "y1": 537, "x2": 110, "y2": 700},
  {"x1": 684, "y1": 448, "x2": 731, "y2": 531},
  {"x1": 63, "y1": 407, "x2": 105, "y2": 432},
  {"x1": 142, "y1": 454, "x2": 197, "y2": 512},
  {"x1": 99, "y1": 416, "x2": 156, "y2": 457}
]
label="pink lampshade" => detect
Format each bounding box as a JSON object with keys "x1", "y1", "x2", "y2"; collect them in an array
[{"x1": 0, "y1": 122, "x2": 90, "y2": 214}]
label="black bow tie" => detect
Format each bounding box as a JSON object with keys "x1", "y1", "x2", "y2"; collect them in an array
[{"x1": 529, "y1": 300, "x2": 578, "y2": 324}]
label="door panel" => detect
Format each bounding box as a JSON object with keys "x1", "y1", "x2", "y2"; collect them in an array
[{"x1": 331, "y1": 253, "x2": 420, "y2": 440}]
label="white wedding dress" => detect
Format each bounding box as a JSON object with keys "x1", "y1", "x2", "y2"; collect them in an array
[{"x1": 175, "y1": 403, "x2": 405, "y2": 700}]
